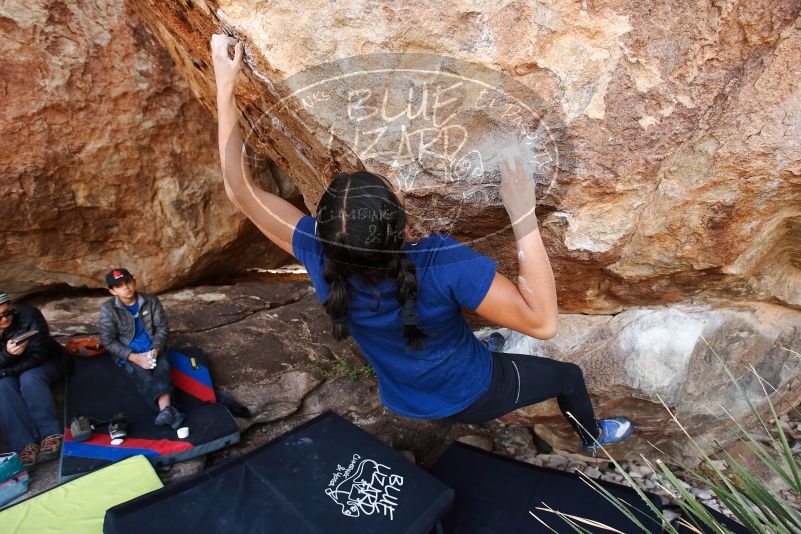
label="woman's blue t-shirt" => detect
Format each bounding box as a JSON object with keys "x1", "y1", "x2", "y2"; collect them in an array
[{"x1": 292, "y1": 215, "x2": 496, "y2": 419}]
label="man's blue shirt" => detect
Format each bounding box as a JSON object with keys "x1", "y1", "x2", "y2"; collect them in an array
[
  {"x1": 124, "y1": 300, "x2": 153, "y2": 354},
  {"x1": 292, "y1": 215, "x2": 496, "y2": 418}
]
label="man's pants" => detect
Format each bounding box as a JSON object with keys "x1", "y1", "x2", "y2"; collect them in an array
[
  {"x1": 120, "y1": 354, "x2": 172, "y2": 410},
  {"x1": 0, "y1": 361, "x2": 62, "y2": 452}
]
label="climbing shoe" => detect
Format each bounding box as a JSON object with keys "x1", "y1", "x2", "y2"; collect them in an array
[
  {"x1": 580, "y1": 417, "x2": 634, "y2": 454},
  {"x1": 481, "y1": 332, "x2": 506, "y2": 352},
  {"x1": 108, "y1": 414, "x2": 129, "y2": 441}
]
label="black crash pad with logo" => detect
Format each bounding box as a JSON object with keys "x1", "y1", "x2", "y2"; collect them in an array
[
  {"x1": 104, "y1": 411, "x2": 454, "y2": 534},
  {"x1": 431, "y1": 442, "x2": 665, "y2": 533}
]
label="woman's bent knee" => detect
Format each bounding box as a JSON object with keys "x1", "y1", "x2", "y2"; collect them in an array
[
  {"x1": 19, "y1": 368, "x2": 48, "y2": 390},
  {"x1": 560, "y1": 362, "x2": 586, "y2": 388}
]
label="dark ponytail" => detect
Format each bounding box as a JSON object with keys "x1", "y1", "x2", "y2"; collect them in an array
[
  {"x1": 389, "y1": 255, "x2": 426, "y2": 350},
  {"x1": 317, "y1": 171, "x2": 426, "y2": 351},
  {"x1": 322, "y1": 254, "x2": 351, "y2": 341}
]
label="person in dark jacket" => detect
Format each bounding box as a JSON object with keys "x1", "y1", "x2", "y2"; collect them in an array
[
  {"x1": 0, "y1": 292, "x2": 64, "y2": 467},
  {"x1": 98, "y1": 268, "x2": 185, "y2": 429}
]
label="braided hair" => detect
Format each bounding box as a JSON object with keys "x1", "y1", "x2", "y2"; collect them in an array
[{"x1": 316, "y1": 171, "x2": 426, "y2": 351}]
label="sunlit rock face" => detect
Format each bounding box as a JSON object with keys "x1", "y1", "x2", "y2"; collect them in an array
[
  {"x1": 120, "y1": 1, "x2": 801, "y2": 457},
  {"x1": 129, "y1": 0, "x2": 800, "y2": 312},
  {"x1": 0, "y1": 1, "x2": 292, "y2": 296}
]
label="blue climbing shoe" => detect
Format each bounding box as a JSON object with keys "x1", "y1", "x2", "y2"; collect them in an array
[
  {"x1": 580, "y1": 417, "x2": 634, "y2": 453},
  {"x1": 481, "y1": 332, "x2": 506, "y2": 352}
]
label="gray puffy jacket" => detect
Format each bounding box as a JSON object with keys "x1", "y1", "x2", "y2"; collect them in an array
[{"x1": 98, "y1": 292, "x2": 169, "y2": 361}]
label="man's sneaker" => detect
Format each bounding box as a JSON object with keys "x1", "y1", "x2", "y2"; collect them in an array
[
  {"x1": 154, "y1": 406, "x2": 186, "y2": 430},
  {"x1": 481, "y1": 332, "x2": 506, "y2": 352},
  {"x1": 109, "y1": 414, "x2": 128, "y2": 440},
  {"x1": 38, "y1": 434, "x2": 63, "y2": 462},
  {"x1": 19, "y1": 442, "x2": 39, "y2": 468},
  {"x1": 580, "y1": 417, "x2": 635, "y2": 453}
]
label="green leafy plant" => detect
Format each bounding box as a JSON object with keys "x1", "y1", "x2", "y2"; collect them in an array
[
  {"x1": 359, "y1": 365, "x2": 376, "y2": 380},
  {"x1": 534, "y1": 341, "x2": 801, "y2": 533},
  {"x1": 312, "y1": 356, "x2": 375, "y2": 382},
  {"x1": 347, "y1": 363, "x2": 375, "y2": 382}
]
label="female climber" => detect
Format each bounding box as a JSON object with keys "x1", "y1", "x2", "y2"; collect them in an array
[{"x1": 210, "y1": 34, "x2": 633, "y2": 453}]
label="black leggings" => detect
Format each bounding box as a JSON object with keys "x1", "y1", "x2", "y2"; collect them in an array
[{"x1": 449, "y1": 352, "x2": 599, "y2": 443}]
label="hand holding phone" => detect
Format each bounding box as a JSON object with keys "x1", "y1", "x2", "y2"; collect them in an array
[
  {"x1": 11, "y1": 330, "x2": 38, "y2": 345},
  {"x1": 6, "y1": 339, "x2": 27, "y2": 356}
]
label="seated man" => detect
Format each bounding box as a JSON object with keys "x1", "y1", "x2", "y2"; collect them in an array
[
  {"x1": 0, "y1": 292, "x2": 64, "y2": 467},
  {"x1": 99, "y1": 268, "x2": 185, "y2": 428}
]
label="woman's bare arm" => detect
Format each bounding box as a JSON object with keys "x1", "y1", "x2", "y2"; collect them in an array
[
  {"x1": 211, "y1": 34, "x2": 303, "y2": 255},
  {"x1": 474, "y1": 154, "x2": 559, "y2": 339}
]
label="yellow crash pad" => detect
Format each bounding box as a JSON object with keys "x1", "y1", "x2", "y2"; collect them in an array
[{"x1": 0, "y1": 455, "x2": 162, "y2": 533}]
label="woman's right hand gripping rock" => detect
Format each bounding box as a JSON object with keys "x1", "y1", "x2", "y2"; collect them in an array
[{"x1": 211, "y1": 34, "x2": 243, "y2": 98}]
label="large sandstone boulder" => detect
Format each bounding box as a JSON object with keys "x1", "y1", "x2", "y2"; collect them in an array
[
  {"x1": 6, "y1": 0, "x2": 801, "y2": 466},
  {"x1": 0, "y1": 0, "x2": 294, "y2": 297},
  {"x1": 128, "y1": 0, "x2": 801, "y2": 312},
  {"x1": 114, "y1": 1, "x2": 801, "y2": 458}
]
